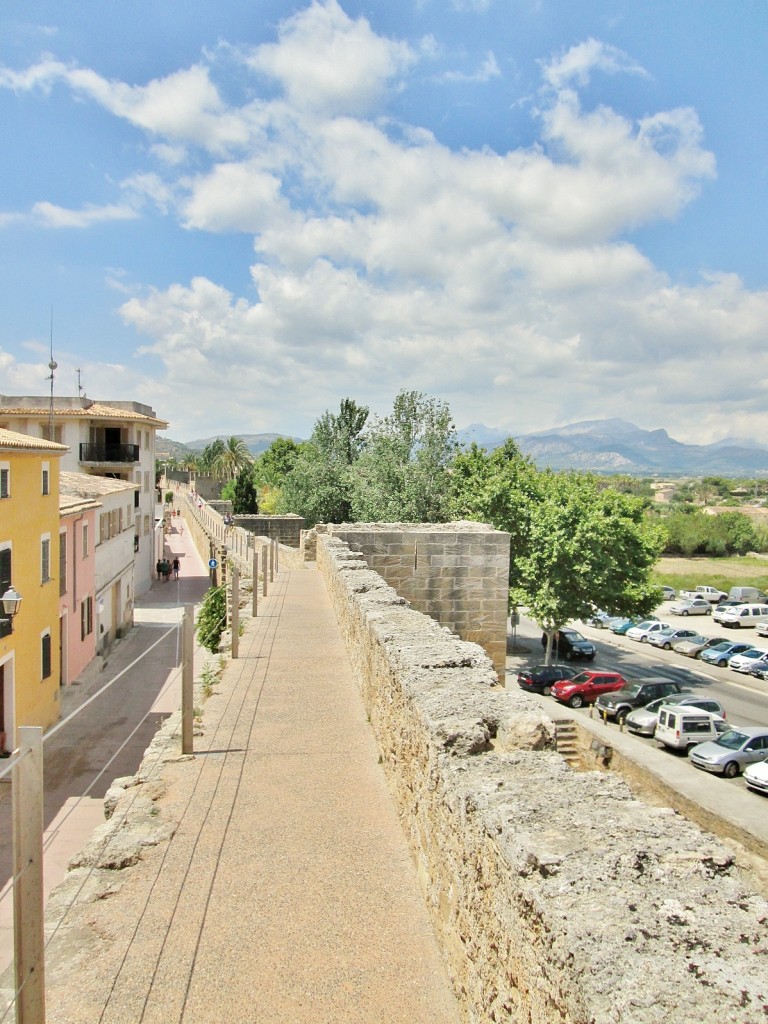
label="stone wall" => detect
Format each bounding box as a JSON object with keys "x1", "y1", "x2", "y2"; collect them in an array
[
  {"x1": 236, "y1": 513, "x2": 305, "y2": 547},
  {"x1": 320, "y1": 522, "x2": 510, "y2": 680},
  {"x1": 317, "y1": 532, "x2": 768, "y2": 1024}
]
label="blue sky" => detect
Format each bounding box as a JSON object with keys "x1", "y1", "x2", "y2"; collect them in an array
[{"x1": 1, "y1": 0, "x2": 767, "y2": 444}]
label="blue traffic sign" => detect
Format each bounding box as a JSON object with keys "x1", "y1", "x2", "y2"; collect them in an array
[{"x1": 208, "y1": 558, "x2": 218, "y2": 569}]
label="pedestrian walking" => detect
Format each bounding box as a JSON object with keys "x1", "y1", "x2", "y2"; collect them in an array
[
  {"x1": 172, "y1": 557, "x2": 180, "y2": 581},
  {"x1": 156, "y1": 558, "x2": 163, "y2": 581}
]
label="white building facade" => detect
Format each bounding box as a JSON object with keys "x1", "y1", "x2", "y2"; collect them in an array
[{"x1": 0, "y1": 397, "x2": 168, "y2": 596}]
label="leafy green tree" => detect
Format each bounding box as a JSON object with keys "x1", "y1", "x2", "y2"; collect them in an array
[
  {"x1": 450, "y1": 439, "x2": 538, "y2": 566},
  {"x1": 196, "y1": 439, "x2": 225, "y2": 476},
  {"x1": 252, "y1": 437, "x2": 301, "y2": 488},
  {"x1": 214, "y1": 436, "x2": 253, "y2": 482},
  {"x1": 512, "y1": 473, "x2": 665, "y2": 663},
  {"x1": 349, "y1": 390, "x2": 455, "y2": 522},
  {"x1": 277, "y1": 399, "x2": 369, "y2": 526},
  {"x1": 232, "y1": 469, "x2": 260, "y2": 514}
]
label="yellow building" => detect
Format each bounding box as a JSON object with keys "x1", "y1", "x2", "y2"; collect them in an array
[{"x1": 0, "y1": 428, "x2": 68, "y2": 750}]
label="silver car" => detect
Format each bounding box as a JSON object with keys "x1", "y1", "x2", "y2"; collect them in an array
[
  {"x1": 625, "y1": 693, "x2": 727, "y2": 738},
  {"x1": 668, "y1": 598, "x2": 712, "y2": 616},
  {"x1": 690, "y1": 727, "x2": 768, "y2": 778}
]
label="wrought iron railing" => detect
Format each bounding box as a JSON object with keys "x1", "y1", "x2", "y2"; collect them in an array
[{"x1": 79, "y1": 443, "x2": 140, "y2": 463}]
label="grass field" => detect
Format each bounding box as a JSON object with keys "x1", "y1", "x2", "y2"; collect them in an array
[{"x1": 653, "y1": 555, "x2": 768, "y2": 596}]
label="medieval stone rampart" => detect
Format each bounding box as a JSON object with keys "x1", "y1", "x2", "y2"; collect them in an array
[
  {"x1": 315, "y1": 522, "x2": 510, "y2": 679},
  {"x1": 316, "y1": 532, "x2": 768, "y2": 1024}
]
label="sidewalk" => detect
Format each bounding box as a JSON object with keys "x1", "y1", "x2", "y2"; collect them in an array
[
  {"x1": 44, "y1": 564, "x2": 461, "y2": 1022},
  {"x1": 0, "y1": 514, "x2": 210, "y2": 979}
]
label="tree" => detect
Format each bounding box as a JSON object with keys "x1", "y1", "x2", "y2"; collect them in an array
[
  {"x1": 514, "y1": 472, "x2": 665, "y2": 663},
  {"x1": 450, "y1": 439, "x2": 538, "y2": 563},
  {"x1": 214, "y1": 436, "x2": 253, "y2": 482},
  {"x1": 277, "y1": 399, "x2": 369, "y2": 526},
  {"x1": 195, "y1": 439, "x2": 226, "y2": 477},
  {"x1": 232, "y1": 469, "x2": 260, "y2": 514},
  {"x1": 252, "y1": 437, "x2": 301, "y2": 488},
  {"x1": 196, "y1": 584, "x2": 227, "y2": 652},
  {"x1": 349, "y1": 390, "x2": 455, "y2": 522}
]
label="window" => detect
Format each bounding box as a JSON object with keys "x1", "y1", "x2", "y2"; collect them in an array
[
  {"x1": 134, "y1": 489, "x2": 140, "y2": 509},
  {"x1": 59, "y1": 531, "x2": 67, "y2": 596},
  {"x1": 144, "y1": 430, "x2": 149, "y2": 449},
  {"x1": 144, "y1": 471, "x2": 150, "y2": 493},
  {"x1": 81, "y1": 597, "x2": 93, "y2": 640},
  {"x1": 99, "y1": 512, "x2": 108, "y2": 544},
  {"x1": 0, "y1": 464, "x2": 9, "y2": 499},
  {"x1": 0, "y1": 547, "x2": 10, "y2": 640},
  {"x1": 82, "y1": 522, "x2": 89, "y2": 559},
  {"x1": 41, "y1": 536, "x2": 51, "y2": 583},
  {"x1": 41, "y1": 632, "x2": 52, "y2": 680},
  {"x1": 42, "y1": 461, "x2": 50, "y2": 496},
  {"x1": 144, "y1": 514, "x2": 150, "y2": 536}
]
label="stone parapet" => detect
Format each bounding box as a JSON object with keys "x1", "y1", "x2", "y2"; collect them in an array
[
  {"x1": 322, "y1": 521, "x2": 510, "y2": 679},
  {"x1": 317, "y1": 532, "x2": 768, "y2": 1024}
]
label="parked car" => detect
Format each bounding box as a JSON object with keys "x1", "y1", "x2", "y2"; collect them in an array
[
  {"x1": 713, "y1": 599, "x2": 743, "y2": 615},
  {"x1": 749, "y1": 661, "x2": 768, "y2": 681},
  {"x1": 517, "y1": 664, "x2": 577, "y2": 696},
  {"x1": 699, "y1": 641, "x2": 754, "y2": 668},
  {"x1": 540, "y1": 629, "x2": 596, "y2": 661},
  {"x1": 671, "y1": 635, "x2": 729, "y2": 659},
  {"x1": 550, "y1": 670, "x2": 628, "y2": 709},
  {"x1": 755, "y1": 621, "x2": 768, "y2": 639},
  {"x1": 582, "y1": 610, "x2": 613, "y2": 629},
  {"x1": 625, "y1": 693, "x2": 727, "y2": 738},
  {"x1": 609, "y1": 615, "x2": 649, "y2": 635},
  {"x1": 690, "y1": 727, "x2": 768, "y2": 778},
  {"x1": 727, "y1": 648, "x2": 768, "y2": 674},
  {"x1": 647, "y1": 627, "x2": 700, "y2": 651},
  {"x1": 594, "y1": 678, "x2": 683, "y2": 724},
  {"x1": 728, "y1": 586, "x2": 767, "y2": 604},
  {"x1": 661, "y1": 586, "x2": 676, "y2": 601},
  {"x1": 680, "y1": 586, "x2": 728, "y2": 603},
  {"x1": 655, "y1": 706, "x2": 728, "y2": 753},
  {"x1": 668, "y1": 598, "x2": 712, "y2": 617},
  {"x1": 743, "y1": 758, "x2": 768, "y2": 795},
  {"x1": 717, "y1": 604, "x2": 768, "y2": 629},
  {"x1": 626, "y1": 620, "x2": 671, "y2": 643}
]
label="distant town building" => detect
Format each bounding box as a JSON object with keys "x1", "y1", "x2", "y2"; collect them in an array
[
  {"x1": 0, "y1": 428, "x2": 68, "y2": 749},
  {"x1": 59, "y1": 480, "x2": 100, "y2": 684},
  {"x1": 0, "y1": 396, "x2": 169, "y2": 595}
]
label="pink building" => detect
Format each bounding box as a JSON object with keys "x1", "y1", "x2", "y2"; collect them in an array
[{"x1": 59, "y1": 484, "x2": 100, "y2": 685}]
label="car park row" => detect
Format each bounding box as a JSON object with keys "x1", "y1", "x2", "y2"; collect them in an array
[{"x1": 516, "y1": 662, "x2": 768, "y2": 792}]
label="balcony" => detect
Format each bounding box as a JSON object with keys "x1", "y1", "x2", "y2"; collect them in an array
[{"x1": 79, "y1": 443, "x2": 140, "y2": 464}]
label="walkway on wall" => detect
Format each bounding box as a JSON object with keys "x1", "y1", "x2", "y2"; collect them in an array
[{"x1": 45, "y1": 567, "x2": 461, "y2": 1023}]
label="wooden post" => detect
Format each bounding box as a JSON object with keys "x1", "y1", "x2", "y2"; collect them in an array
[
  {"x1": 13, "y1": 727, "x2": 45, "y2": 1024},
  {"x1": 181, "y1": 604, "x2": 194, "y2": 755},
  {"x1": 274, "y1": 538, "x2": 279, "y2": 574},
  {"x1": 269, "y1": 540, "x2": 275, "y2": 582},
  {"x1": 262, "y1": 545, "x2": 268, "y2": 597},
  {"x1": 231, "y1": 565, "x2": 240, "y2": 659},
  {"x1": 257, "y1": 552, "x2": 264, "y2": 614}
]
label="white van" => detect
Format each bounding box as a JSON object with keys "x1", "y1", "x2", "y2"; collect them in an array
[
  {"x1": 655, "y1": 706, "x2": 728, "y2": 753},
  {"x1": 728, "y1": 586, "x2": 766, "y2": 603},
  {"x1": 717, "y1": 604, "x2": 768, "y2": 629}
]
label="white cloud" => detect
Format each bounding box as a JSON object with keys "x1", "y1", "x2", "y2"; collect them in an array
[
  {"x1": 247, "y1": 0, "x2": 416, "y2": 116},
  {"x1": 31, "y1": 201, "x2": 138, "y2": 228},
  {"x1": 436, "y1": 51, "x2": 500, "y2": 84},
  {"x1": 541, "y1": 38, "x2": 649, "y2": 90},
  {"x1": 3, "y1": 13, "x2": 763, "y2": 445}
]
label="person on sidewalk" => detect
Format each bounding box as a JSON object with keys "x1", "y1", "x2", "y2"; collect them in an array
[{"x1": 172, "y1": 557, "x2": 180, "y2": 581}]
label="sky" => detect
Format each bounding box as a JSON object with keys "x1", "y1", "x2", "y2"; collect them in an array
[{"x1": 1, "y1": 0, "x2": 767, "y2": 445}]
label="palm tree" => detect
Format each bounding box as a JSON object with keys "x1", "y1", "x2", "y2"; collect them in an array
[{"x1": 214, "y1": 436, "x2": 253, "y2": 481}]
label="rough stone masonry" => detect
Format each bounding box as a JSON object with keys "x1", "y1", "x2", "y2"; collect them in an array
[{"x1": 316, "y1": 531, "x2": 768, "y2": 1024}]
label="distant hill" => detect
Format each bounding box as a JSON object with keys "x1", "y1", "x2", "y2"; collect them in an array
[
  {"x1": 160, "y1": 420, "x2": 768, "y2": 475},
  {"x1": 158, "y1": 433, "x2": 303, "y2": 458},
  {"x1": 456, "y1": 419, "x2": 768, "y2": 475}
]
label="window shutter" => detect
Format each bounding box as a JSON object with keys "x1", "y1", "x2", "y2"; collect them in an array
[{"x1": 42, "y1": 634, "x2": 52, "y2": 679}]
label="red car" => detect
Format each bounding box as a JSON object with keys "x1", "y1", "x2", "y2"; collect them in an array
[{"x1": 550, "y1": 670, "x2": 628, "y2": 709}]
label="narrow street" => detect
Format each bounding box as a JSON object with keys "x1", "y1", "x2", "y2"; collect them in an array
[{"x1": 0, "y1": 515, "x2": 210, "y2": 972}]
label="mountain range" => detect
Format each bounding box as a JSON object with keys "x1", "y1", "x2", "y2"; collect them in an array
[{"x1": 158, "y1": 419, "x2": 768, "y2": 476}]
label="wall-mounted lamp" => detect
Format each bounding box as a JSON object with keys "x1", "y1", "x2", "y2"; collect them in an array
[{"x1": 0, "y1": 586, "x2": 22, "y2": 634}]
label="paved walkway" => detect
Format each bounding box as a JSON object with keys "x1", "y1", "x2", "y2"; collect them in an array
[{"x1": 45, "y1": 555, "x2": 461, "y2": 1021}]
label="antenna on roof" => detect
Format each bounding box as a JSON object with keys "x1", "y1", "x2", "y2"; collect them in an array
[
  {"x1": 76, "y1": 367, "x2": 84, "y2": 397},
  {"x1": 46, "y1": 307, "x2": 58, "y2": 441}
]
